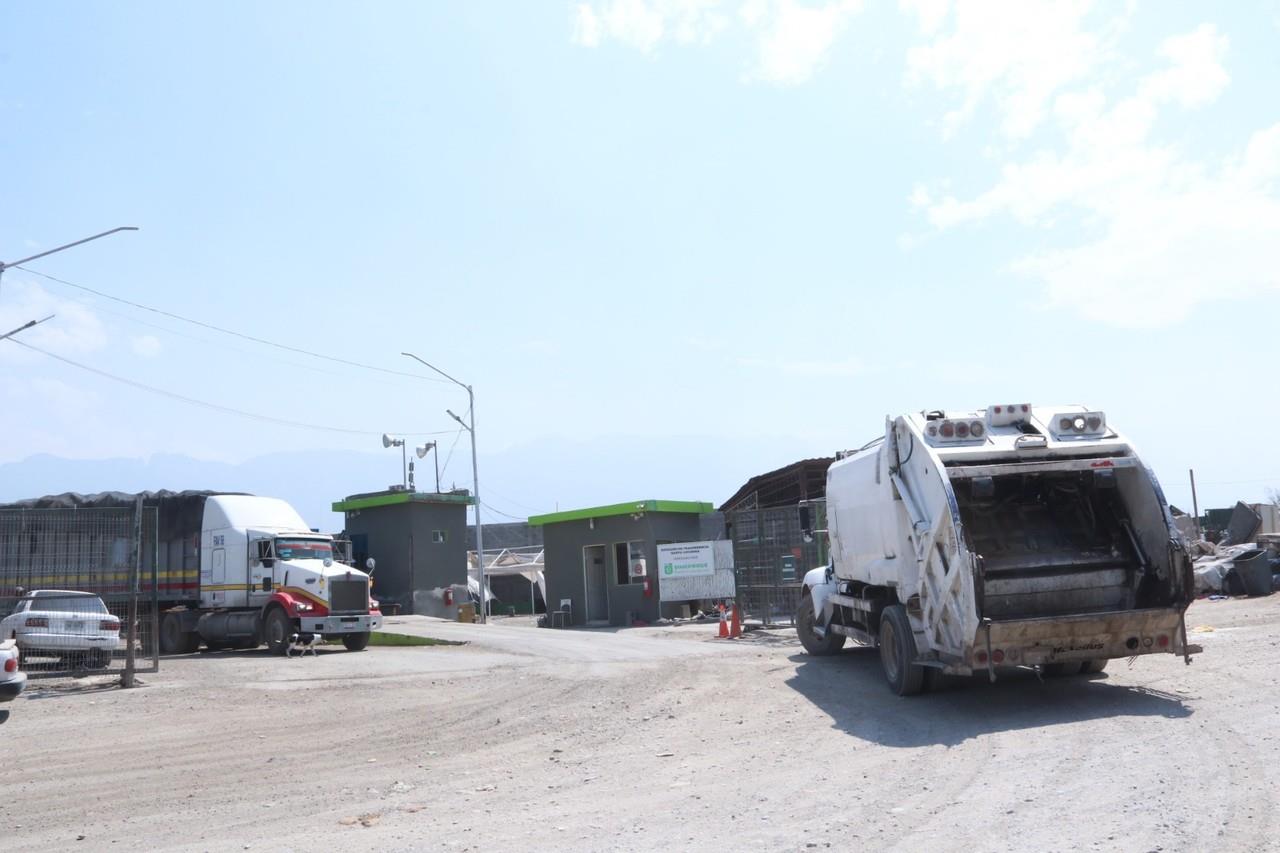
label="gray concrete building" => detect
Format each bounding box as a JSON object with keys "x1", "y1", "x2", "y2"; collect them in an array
[
  {"x1": 529, "y1": 499, "x2": 712, "y2": 627},
  {"x1": 333, "y1": 489, "x2": 472, "y2": 616}
]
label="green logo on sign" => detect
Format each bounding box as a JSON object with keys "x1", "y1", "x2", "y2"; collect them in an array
[{"x1": 664, "y1": 563, "x2": 674, "y2": 575}]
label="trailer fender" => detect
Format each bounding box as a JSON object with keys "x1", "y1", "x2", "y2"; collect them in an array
[{"x1": 802, "y1": 566, "x2": 838, "y2": 636}]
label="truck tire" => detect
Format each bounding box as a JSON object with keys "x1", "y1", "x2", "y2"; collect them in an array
[
  {"x1": 795, "y1": 590, "x2": 845, "y2": 656},
  {"x1": 878, "y1": 605, "x2": 925, "y2": 696},
  {"x1": 264, "y1": 608, "x2": 293, "y2": 656},
  {"x1": 1081, "y1": 659, "x2": 1109, "y2": 674},
  {"x1": 342, "y1": 632, "x2": 370, "y2": 652},
  {"x1": 160, "y1": 612, "x2": 200, "y2": 655}
]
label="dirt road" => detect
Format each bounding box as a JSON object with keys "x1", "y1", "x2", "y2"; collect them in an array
[{"x1": 2, "y1": 597, "x2": 1277, "y2": 852}]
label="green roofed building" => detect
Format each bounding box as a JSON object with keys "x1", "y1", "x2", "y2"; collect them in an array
[
  {"x1": 529, "y1": 500, "x2": 713, "y2": 627},
  {"x1": 332, "y1": 489, "x2": 473, "y2": 617}
]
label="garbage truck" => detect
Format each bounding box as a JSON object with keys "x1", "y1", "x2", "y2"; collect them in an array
[
  {"x1": 797, "y1": 404, "x2": 1201, "y2": 694},
  {"x1": 0, "y1": 491, "x2": 381, "y2": 656}
]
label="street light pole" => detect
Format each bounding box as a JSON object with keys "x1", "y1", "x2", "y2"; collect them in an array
[
  {"x1": 401, "y1": 351, "x2": 487, "y2": 623},
  {"x1": 0, "y1": 226, "x2": 139, "y2": 299}
]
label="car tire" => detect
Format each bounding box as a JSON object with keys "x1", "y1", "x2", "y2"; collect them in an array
[
  {"x1": 85, "y1": 648, "x2": 109, "y2": 670},
  {"x1": 795, "y1": 589, "x2": 845, "y2": 656},
  {"x1": 878, "y1": 604, "x2": 925, "y2": 696},
  {"x1": 342, "y1": 632, "x2": 370, "y2": 652},
  {"x1": 264, "y1": 608, "x2": 292, "y2": 656}
]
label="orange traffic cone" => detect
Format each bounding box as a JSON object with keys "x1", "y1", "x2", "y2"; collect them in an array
[
  {"x1": 717, "y1": 605, "x2": 729, "y2": 639},
  {"x1": 729, "y1": 604, "x2": 742, "y2": 639}
]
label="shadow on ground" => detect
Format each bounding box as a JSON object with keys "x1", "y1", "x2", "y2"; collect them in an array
[{"x1": 785, "y1": 648, "x2": 1192, "y2": 748}]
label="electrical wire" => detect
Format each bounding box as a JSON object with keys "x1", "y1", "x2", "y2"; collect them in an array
[
  {"x1": 438, "y1": 426, "x2": 467, "y2": 481},
  {"x1": 7, "y1": 338, "x2": 454, "y2": 438},
  {"x1": 16, "y1": 265, "x2": 450, "y2": 383},
  {"x1": 482, "y1": 504, "x2": 532, "y2": 522}
]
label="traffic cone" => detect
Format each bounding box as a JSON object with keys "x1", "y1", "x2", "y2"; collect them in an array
[
  {"x1": 729, "y1": 604, "x2": 742, "y2": 639},
  {"x1": 717, "y1": 605, "x2": 729, "y2": 639}
]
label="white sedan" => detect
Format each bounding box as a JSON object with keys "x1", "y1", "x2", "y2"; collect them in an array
[
  {"x1": 1, "y1": 590, "x2": 122, "y2": 670},
  {"x1": 0, "y1": 639, "x2": 24, "y2": 724}
]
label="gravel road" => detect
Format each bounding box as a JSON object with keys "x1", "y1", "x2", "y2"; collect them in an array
[{"x1": 1, "y1": 597, "x2": 1277, "y2": 852}]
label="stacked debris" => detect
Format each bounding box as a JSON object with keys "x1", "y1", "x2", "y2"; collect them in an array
[{"x1": 1189, "y1": 503, "x2": 1280, "y2": 596}]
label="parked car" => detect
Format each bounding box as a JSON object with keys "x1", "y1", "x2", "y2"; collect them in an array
[
  {"x1": 1, "y1": 590, "x2": 122, "y2": 670},
  {"x1": 0, "y1": 639, "x2": 25, "y2": 724}
]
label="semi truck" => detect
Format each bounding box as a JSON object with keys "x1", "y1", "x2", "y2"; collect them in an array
[
  {"x1": 0, "y1": 491, "x2": 381, "y2": 656},
  {"x1": 797, "y1": 404, "x2": 1201, "y2": 695}
]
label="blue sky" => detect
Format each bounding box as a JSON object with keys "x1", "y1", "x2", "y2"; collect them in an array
[{"x1": 2, "y1": 1, "x2": 1279, "y2": 519}]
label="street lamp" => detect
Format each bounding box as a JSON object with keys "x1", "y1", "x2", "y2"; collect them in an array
[
  {"x1": 382, "y1": 433, "x2": 407, "y2": 489},
  {"x1": 401, "y1": 350, "x2": 486, "y2": 623},
  {"x1": 0, "y1": 226, "x2": 139, "y2": 299}
]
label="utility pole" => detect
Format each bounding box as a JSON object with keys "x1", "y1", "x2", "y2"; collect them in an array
[{"x1": 401, "y1": 351, "x2": 486, "y2": 622}]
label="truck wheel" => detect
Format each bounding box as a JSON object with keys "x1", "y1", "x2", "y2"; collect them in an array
[
  {"x1": 1081, "y1": 659, "x2": 1109, "y2": 675},
  {"x1": 342, "y1": 632, "x2": 370, "y2": 652},
  {"x1": 160, "y1": 613, "x2": 200, "y2": 655},
  {"x1": 795, "y1": 590, "x2": 845, "y2": 656},
  {"x1": 878, "y1": 605, "x2": 925, "y2": 696},
  {"x1": 264, "y1": 608, "x2": 293, "y2": 656}
]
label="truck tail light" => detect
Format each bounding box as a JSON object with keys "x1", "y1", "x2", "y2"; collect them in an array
[
  {"x1": 929, "y1": 419, "x2": 986, "y2": 443},
  {"x1": 3, "y1": 658, "x2": 16, "y2": 673},
  {"x1": 1050, "y1": 411, "x2": 1107, "y2": 438},
  {"x1": 1157, "y1": 634, "x2": 1169, "y2": 648},
  {"x1": 974, "y1": 650, "x2": 989, "y2": 665},
  {"x1": 991, "y1": 649, "x2": 1005, "y2": 664},
  {"x1": 100, "y1": 620, "x2": 120, "y2": 633},
  {"x1": 25, "y1": 617, "x2": 48, "y2": 628},
  {"x1": 987, "y1": 404, "x2": 1031, "y2": 426}
]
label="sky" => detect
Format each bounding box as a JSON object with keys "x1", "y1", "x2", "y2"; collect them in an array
[{"x1": 2, "y1": 1, "x2": 1279, "y2": 525}]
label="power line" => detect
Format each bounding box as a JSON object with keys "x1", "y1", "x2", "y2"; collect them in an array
[
  {"x1": 7, "y1": 339, "x2": 454, "y2": 439},
  {"x1": 16, "y1": 265, "x2": 450, "y2": 384},
  {"x1": 482, "y1": 505, "x2": 530, "y2": 522},
  {"x1": 438, "y1": 426, "x2": 467, "y2": 482}
]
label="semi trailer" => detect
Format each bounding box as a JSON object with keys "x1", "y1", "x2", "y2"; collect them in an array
[
  {"x1": 797, "y1": 404, "x2": 1201, "y2": 694},
  {"x1": 1, "y1": 491, "x2": 381, "y2": 656}
]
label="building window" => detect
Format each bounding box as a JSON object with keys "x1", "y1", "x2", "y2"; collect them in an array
[
  {"x1": 614, "y1": 541, "x2": 646, "y2": 585},
  {"x1": 432, "y1": 530, "x2": 447, "y2": 543}
]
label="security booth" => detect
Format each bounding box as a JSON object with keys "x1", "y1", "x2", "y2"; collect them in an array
[
  {"x1": 332, "y1": 489, "x2": 471, "y2": 617},
  {"x1": 528, "y1": 500, "x2": 713, "y2": 627}
]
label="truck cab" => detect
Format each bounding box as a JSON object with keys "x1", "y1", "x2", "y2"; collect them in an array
[{"x1": 161, "y1": 495, "x2": 381, "y2": 655}]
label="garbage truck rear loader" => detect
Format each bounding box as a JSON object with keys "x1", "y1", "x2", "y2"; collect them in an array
[{"x1": 798, "y1": 405, "x2": 1201, "y2": 695}]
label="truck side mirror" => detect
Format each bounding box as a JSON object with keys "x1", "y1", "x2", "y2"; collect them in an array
[
  {"x1": 365, "y1": 557, "x2": 376, "y2": 574},
  {"x1": 257, "y1": 540, "x2": 275, "y2": 568},
  {"x1": 798, "y1": 506, "x2": 812, "y2": 534}
]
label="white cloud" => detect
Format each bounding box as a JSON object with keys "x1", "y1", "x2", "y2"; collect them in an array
[
  {"x1": 571, "y1": 0, "x2": 728, "y2": 52},
  {"x1": 902, "y1": 0, "x2": 1125, "y2": 139},
  {"x1": 915, "y1": 24, "x2": 1280, "y2": 327},
  {"x1": 0, "y1": 279, "x2": 108, "y2": 361},
  {"x1": 130, "y1": 335, "x2": 163, "y2": 358},
  {"x1": 571, "y1": 0, "x2": 862, "y2": 85},
  {"x1": 749, "y1": 0, "x2": 862, "y2": 84}
]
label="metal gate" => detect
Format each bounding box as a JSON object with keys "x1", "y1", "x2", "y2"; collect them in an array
[
  {"x1": 0, "y1": 500, "x2": 160, "y2": 684},
  {"x1": 726, "y1": 501, "x2": 826, "y2": 627}
]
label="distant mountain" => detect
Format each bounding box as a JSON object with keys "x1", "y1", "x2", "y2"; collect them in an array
[{"x1": 0, "y1": 434, "x2": 826, "y2": 530}]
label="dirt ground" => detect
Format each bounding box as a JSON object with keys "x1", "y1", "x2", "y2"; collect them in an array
[{"x1": 2, "y1": 596, "x2": 1278, "y2": 852}]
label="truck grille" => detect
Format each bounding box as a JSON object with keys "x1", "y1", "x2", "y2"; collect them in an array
[{"x1": 329, "y1": 579, "x2": 368, "y2": 614}]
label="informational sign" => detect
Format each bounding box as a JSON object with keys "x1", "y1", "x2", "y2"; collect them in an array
[
  {"x1": 658, "y1": 541, "x2": 735, "y2": 601},
  {"x1": 658, "y1": 542, "x2": 715, "y2": 579}
]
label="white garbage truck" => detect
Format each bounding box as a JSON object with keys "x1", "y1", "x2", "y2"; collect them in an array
[{"x1": 797, "y1": 405, "x2": 1200, "y2": 694}]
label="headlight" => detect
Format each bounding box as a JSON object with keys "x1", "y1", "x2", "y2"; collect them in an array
[{"x1": 293, "y1": 601, "x2": 313, "y2": 613}]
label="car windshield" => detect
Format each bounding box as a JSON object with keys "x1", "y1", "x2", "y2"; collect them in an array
[{"x1": 274, "y1": 538, "x2": 333, "y2": 560}]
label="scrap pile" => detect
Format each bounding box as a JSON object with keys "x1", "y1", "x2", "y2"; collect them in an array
[{"x1": 1186, "y1": 502, "x2": 1280, "y2": 596}]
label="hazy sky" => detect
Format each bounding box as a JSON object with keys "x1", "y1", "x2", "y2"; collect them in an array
[{"x1": 2, "y1": 1, "x2": 1279, "y2": 515}]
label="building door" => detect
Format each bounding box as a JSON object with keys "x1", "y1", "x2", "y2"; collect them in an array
[{"x1": 583, "y1": 545, "x2": 609, "y2": 624}]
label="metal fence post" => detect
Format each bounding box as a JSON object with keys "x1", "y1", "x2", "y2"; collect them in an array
[{"x1": 122, "y1": 496, "x2": 142, "y2": 688}]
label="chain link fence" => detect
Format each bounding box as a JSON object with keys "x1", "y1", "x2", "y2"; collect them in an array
[
  {"x1": 728, "y1": 500, "x2": 826, "y2": 627},
  {"x1": 0, "y1": 501, "x2": 159, "y2": 685}
]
